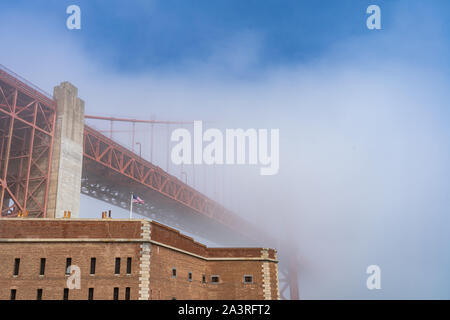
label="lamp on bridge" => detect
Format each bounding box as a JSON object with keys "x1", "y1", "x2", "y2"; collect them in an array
[{"x1": 136, "y1": 142, "x2": 142, "y2": 157}]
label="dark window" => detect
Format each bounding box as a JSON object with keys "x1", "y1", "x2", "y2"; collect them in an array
[
  {"x1": 126, "y1": 257, "x2": 132, "y2": 274},
  {"x1": 65, "y1": 258, "x2": 72, "y2": 275},
  {"x1": 10, "y1": 289, "x2": 16, "y2": 300},
  {"x1": 202, "y1": 275, "x2": 206, "y2": 283},
  {"x1": 172, "y1": 268, "x2": 177, "y2": 278},
  {"x1": 63, "y1": 288, "x2": 69, "y2": 300},
  {"x1": 90, "y1": 258, "x2": 96, "y2": 275},
  {"x1": 13, "y1": 258, "x2": 20, "y2": 276},
  {"x1": 39, "y1": 258, "x2": 46, "y2": 276},
  {"x1": 37, "y1": 289, "x2": 43, "y2": 300},
  {"x1": 211, "y1": 276, "x2": 220, "y2": 283},
  {"x1": 172, "y1": 297, "x2": 176, "y2": 300},
  {"x1": 244, "y1": 275, "x2": 253, "y2": 284},
  {"x1": 125, "y1": 287, "x2": 131, "y2": 300},
  {"x1": 188, "y1": 272, "x2": 192, "y2": 282},
  {"x1": 88, "y1": 288, "x2": 94, "y2": 300},
  {"x1": 115, "y1": 258, "x2": 121, "y2": 274},
  {"x1": 113, "y1": 287, "x2": 119, "y2": 300}
]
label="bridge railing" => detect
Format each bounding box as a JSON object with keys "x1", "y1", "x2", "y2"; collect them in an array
[{"x1": 0, "y1": 64, "x2": 55, "y2": 107}]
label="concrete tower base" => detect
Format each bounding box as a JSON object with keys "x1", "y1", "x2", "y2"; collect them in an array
[{"x1": 46, "y1": 82, "x2": 84, "y2": 218}]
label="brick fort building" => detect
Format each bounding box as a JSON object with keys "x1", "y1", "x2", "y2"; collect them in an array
[{"x1": 0, "y1": 218, "x2": 280, "y2": 300}]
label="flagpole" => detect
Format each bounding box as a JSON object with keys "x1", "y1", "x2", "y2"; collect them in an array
[{"x1": 129, "y1": 193, "x2": 133, "y2": 219}]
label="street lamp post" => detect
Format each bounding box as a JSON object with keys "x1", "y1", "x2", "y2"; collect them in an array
[
  {"x1": 181, "y1": 171, "x2": 188, "y2": 184},
  {"x1": 136, "y1": 142, "x2": 142, "y2": 157}
]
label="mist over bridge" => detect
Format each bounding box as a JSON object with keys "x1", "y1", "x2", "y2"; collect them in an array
[{"x1": 0, "y1": 64, "x2": 299, "y2": 299}]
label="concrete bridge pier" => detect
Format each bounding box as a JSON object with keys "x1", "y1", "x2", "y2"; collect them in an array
[{"x1": 46, "y1": 82, "x2": 84, "y2": 218}]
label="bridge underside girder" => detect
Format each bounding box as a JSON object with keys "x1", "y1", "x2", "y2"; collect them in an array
[{"x1": 81, "y1": 159, "x2": 255, "y2": 245}]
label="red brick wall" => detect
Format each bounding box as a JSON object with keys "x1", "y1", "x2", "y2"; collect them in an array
[
  {"x1": 207, "y1": 248, "x2": 262, "y2": 258},
  {"x1": 0, "y1": 218, "x2": 143, "y2": 239},
  {"x1": 205, "y1": 260, "x2": 265, "y2": 300},
  {"x1": 150, "y1": 221, "x2": 208, "y2": 256},
  {"x1": 149, "y1": 245, "x2": 209, "y2": 299},
  {"x1": 148, "y1": 222, "x2": 278, "y2": 300},
  {"x1": 148, "y1": 244, "x2": 268, "y2": 300},
  {"x1": 0, "y1": 219, "x2": 280, "y2": 300},
  {"x1": 0, "y1": 242, "x2": 141, "y2": 300}
]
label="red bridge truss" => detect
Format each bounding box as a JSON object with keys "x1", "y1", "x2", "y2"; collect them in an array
[{"x1": 0, "y1": 66, "x2": 56, "y2": 217}]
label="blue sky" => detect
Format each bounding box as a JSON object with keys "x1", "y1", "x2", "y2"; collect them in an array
[
  {"x1": 1, "y1": 1, "x2": 450, "y2": 299},
  {"x1": 6, "y1": 0, "x2": 449, "y2": 73}
]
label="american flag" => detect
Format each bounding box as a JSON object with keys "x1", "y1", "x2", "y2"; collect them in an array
[{"x1": 132, "y1": 194, "x2": 144, "y2": 204}]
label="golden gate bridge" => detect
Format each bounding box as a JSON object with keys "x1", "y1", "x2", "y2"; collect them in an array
[{"x1": 0, "y1": 64, "x2": 299, "y2": 299}]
